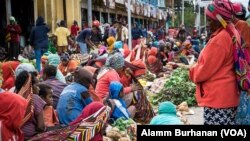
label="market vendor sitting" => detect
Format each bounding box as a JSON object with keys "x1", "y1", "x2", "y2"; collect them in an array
[
  {"x1": 150, "y1": 101, "x2": 183, "y2": 125},
  {"x1": 145, "y1": 47, "x2": 166, "y2": 75},
  {"x1": 56, "y1": 67, "x2": 93, "y2": 125},
  {"x1": 95, "y1": 52, "x2": 142, "y2": 103},
  {"x1": 106, "y1": 81, "x2": 136, "y2": 121},
  {"x1": 58, "y1": 53, "x2": 78, "y2": 76}
]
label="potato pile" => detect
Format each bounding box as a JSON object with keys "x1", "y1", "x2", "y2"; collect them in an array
[{"x1": 104, "y1": 118, "x2": 137, "y2": 141}]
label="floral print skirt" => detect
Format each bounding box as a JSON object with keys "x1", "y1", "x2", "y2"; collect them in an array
[
  {"x1": 236, "y1": 91, "x2": 250, "y2": 125},
  {"x1": 204, "y1": 107, "x2": 237, "y2": 125}
]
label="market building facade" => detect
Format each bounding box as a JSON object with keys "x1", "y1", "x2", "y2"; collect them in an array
[{"x1": 0, "y1": 0, "x2": 174, "y2": 47}]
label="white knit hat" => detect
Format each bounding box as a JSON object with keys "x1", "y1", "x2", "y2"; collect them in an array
[{"x1": 9, "y1": 16, "x2": 15, "y2": 22}]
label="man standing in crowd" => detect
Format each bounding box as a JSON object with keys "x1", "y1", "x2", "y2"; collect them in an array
[
  {"x1": 6, "y1": 16, "x2": 22, "y2": 60},
  {"x1": 29, "y1": 16, "x2": 50, "y2": 72},
  {"x1": 132, "y1": 23, "x2": 143, "y2": 48},
  {"x1": 109, "y1": 20, "x2": 118, "y2": 37},
  {"x1": 102, "y1": 23, "x2": 110, "y2": 45},
  {"x1": 76, "y1": 22, "x2": 101, "y2": 54},
  {"x1": 54, "y1": 20, "x2": 71, "y2": 54},
  {"x1": 71, "y1": 20, "x2": 80, "y2": 38},
  {"x1": 116, "y1": 20, "x2": 128, "y2": 44},
  {"x1": 177, "y1": 24, "x2": 187, "y2": 42}
]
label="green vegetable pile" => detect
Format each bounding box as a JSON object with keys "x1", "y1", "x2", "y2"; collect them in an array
[
  {"x1": 143, "y1": 73, "x2": 155, "y2": 81},
  {"x1": 112, "y1": 118, "x2": 134, "y2": 131},
  {"x1": 152, "y1": 67, "x2": 197, "y2": 106},
  {"x1": 19, "y1": 58, "x2": 36, "y2": 68}
]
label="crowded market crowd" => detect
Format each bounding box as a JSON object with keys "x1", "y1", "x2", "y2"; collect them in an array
[{"x1": 1, "y1": 0, "x2": 250, "y2": 140}]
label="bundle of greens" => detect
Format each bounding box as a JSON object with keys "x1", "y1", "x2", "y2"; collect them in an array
[
  {"x1": 143, "y1": 73, "x2": 155, "y2": 82},
  {"x1": 152, "y1": 68, "x2": 196, "y2": 106},
  {"x1": 112, "y1": 118, "x2": 134, "y2": 131}
]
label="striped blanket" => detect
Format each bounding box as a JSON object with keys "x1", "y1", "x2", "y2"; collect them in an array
[{"x1": 30, "y1": 106, "x2": 111, "y2": 141}]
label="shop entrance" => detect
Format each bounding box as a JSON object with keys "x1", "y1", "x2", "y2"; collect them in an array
[
  {"x1": 0, "y1": 0, "x2": 7, "y2": 47},
  {"x1": 11, "y1": 0, "x2": 34, "y2": 46}
]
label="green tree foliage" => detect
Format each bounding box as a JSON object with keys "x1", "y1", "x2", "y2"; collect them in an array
[{"x1": 173, "y1": 1, "x2": 205, "y2": 29}]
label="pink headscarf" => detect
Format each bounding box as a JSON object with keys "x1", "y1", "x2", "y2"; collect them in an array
[
  {"x1": 206, "y1": 0, "x2": 235, "y2": 21},
  {"x1": 98, "y1": 45, "x2": 107, "y2": 56}
]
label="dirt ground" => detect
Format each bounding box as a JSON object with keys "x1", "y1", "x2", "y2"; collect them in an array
[{"x1": 185, "y1": 107, "x2": 204, "y2": 125}]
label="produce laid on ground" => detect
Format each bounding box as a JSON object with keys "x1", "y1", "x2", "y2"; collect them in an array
[
  {"x1": 105, "y1": 118, "x2": 137, "y2": 141},
  {"x1": 136, "y1": 62, "x2": 197, "y2": 124},
  {"x1": 18, "y1": 55, "x2": 36, "y2": 67},
  {"x1": 143, "y1": 67, "x2": 197, "y2": 125},
  {"x1": 70, "y1": 54, "x2": 90, "y2": 65},
  {"x1": 176, "y1": 101, "x2": 195, "y2": 124},
  {"x1": 143, "y1": 73, "x2": 155, "y2": 82},
  {"x1": 147, "y1": 77, "x2": 168, "y2": 94},
  {"x1": 151, "y1": 67, "x2": 196, "y2": 107}
]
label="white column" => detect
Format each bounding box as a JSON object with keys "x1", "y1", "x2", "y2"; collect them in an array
[
  {"x1": 88, "y1": 0, "x2": 92, "y2": 27},
  {"x1": 181, "y1": 0, "x2": 184, "y2": 25},
  {"x1": 79, "y1": 0, "x2": 82, "y2": 30},
  {"x1": 108, "y1": 12, "x2": 110, "y2": 23},
  {"x1": 204, "y1": 7, "x2": 206, "y2": 34},
  {"x1": 51, "y1": 0, "x2": 55, "y2": 32},
  {"x1": 72, "y1": 0, "x2": 75, "y2": 21},
  {"x1": 198, "y1": 5, "x2": 201, "y2": 35},
  {"x1": 128, "y1": 0, "x2": 132, "y2": 50},
  {"x1": 34, "y1": 0, "x2": 38, "y2": 22},
  {"x1": 6, "y1": 0, "x2": 12, "y2": 24},
  {"x1": 44, "y1": 0, "x2": 47, "y2": 23}
]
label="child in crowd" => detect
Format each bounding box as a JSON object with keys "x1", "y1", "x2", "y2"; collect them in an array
[
  {"x1": 106, "y1": 81, "x2": 136, "y2": 121},
  {"x1": 38, "y1": 84, "x2": 59, "y2": 127}
]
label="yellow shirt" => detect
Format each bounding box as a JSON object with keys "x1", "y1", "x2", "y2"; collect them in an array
[{"x1": 54, "y1": 27, "x2": 70, "y2": 46}]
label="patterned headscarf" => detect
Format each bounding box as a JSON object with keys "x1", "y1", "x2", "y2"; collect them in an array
[
  {"x1": 105, "y1": 52, "x2": 124, "y2": 70},
  {"x1": 48, "y1": 54, "x2": 60, "y2": 67},
  {"x1": 18, "y1": 74, "x2": 34, "y2": 127},
  {"x1": 206, "y1": 0, "x2": 235, "y2": 21},
  {"x1": 15, "y1": 63, "x2": 36, "y2": 78}
]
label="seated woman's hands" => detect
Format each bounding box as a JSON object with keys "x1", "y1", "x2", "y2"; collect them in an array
[{"x1": 131, "y1": 83, "x2": 143, "y2": 92}]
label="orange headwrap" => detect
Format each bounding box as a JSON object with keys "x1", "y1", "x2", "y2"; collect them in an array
[
  {"x1": 148, "y1": 47, "x2": 158, "y2": 56},
  {"x1": 107, "y1": 36, "x2": 116, "y2": 52},
  {"x1": 131, "y1": 59, "x2": 146, "y2": 77}
]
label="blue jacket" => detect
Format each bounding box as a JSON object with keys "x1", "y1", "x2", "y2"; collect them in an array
[
  {"x1": 29, "y1": 16, "x2": 50, "y2": 50},
  {"x1": 57, "y1": 82, "x2": 92, "y2": 125}
]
